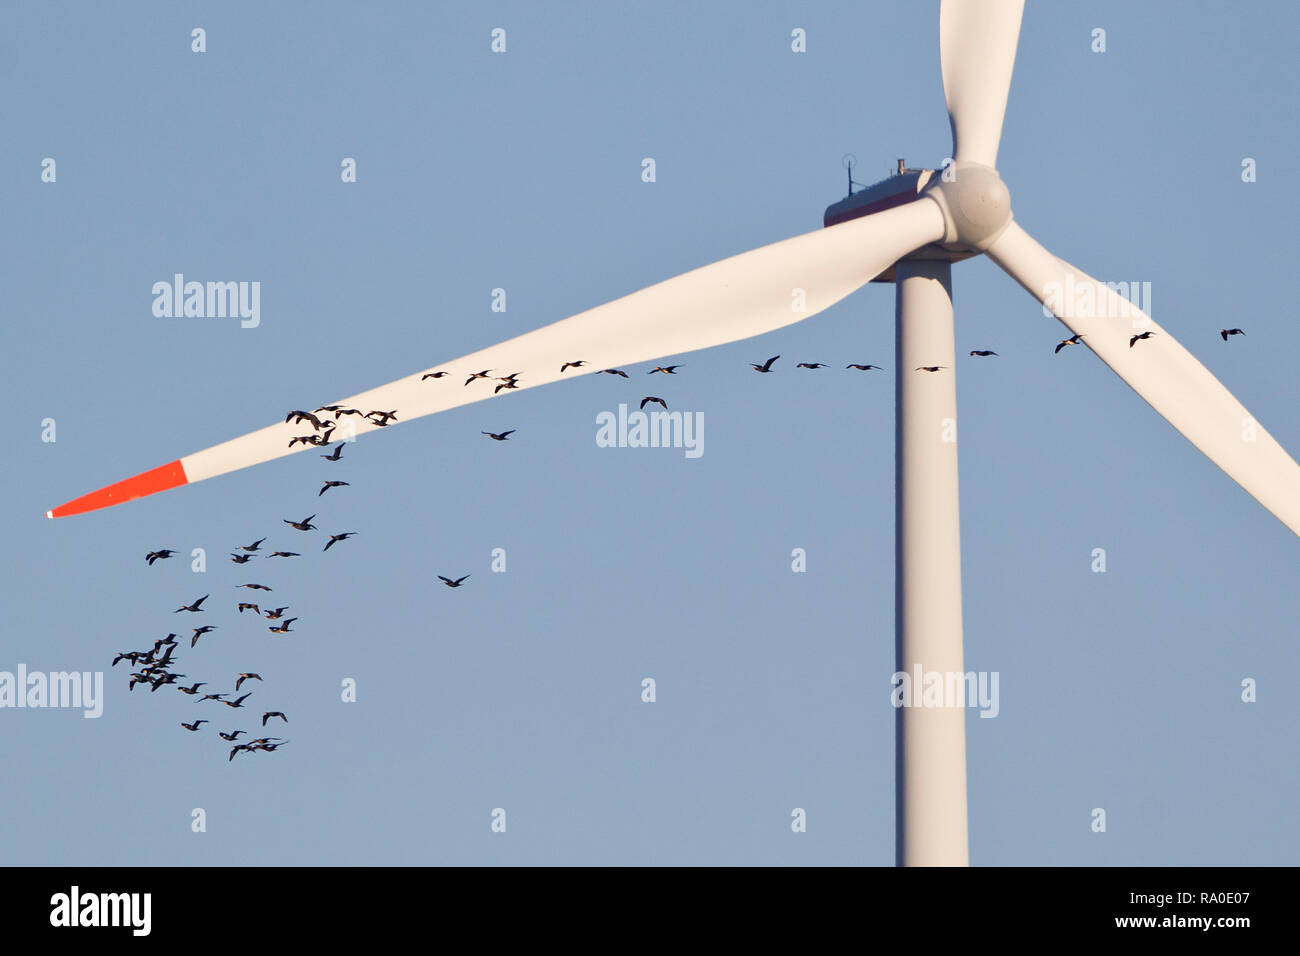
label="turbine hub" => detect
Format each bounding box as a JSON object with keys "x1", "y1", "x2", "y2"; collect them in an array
[{"x1": 924, "y1": 162, "x2": 1012, "y2": 252}]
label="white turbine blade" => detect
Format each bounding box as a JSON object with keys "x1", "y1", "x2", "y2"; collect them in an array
[
  {"x1": 939, "y1": 0, "x2": 1025, "y2": 167},
  {"x1": 49, "y1": 199, "x2": 947, "y2": 518},
  {"x1": 987, "y1": 220, "x2": 1300, "y2": 537}
]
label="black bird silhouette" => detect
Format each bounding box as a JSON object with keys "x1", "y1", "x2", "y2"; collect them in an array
[
  {"x1": 421, "y1": 371, "x2": 449, "y2": 380},
  {"x1": 229, "y1": 744, "x2": 251, "y2": 761},
  {"x1": 496, "y1": 372, "x2": 522, "y2": 383},
  {"x1": 560, "y1": 361, "x2": 587, "y2": 373},
  {"x1": 288, "y1": 435, "x2": 317, "y2": 448},
  {"x1": 494, "y1": 381, "x2": 520, "y2": 394},
  {"x1": 648, "y1": 365, "x2": 680, "y2": 375},
  {"x1": 285, "y1": 410, "x2": 326, "y2": 430},
  {"x1": 175, "y1": 595, "x2": 208, "y2": 613},
  {"x1": 598, "y1": 369, "x2": 629, "y2": 378},
  {"x1": 464, "y1": 370, "x2": 493, "y2": 386},
  {"x1": 1220, "y1": 328, "x2": 1245, "y2": 341},
  {"x1": 284, "y1": 515, "x2": 317, "y2": 531},
  {"x1": 640, "y1": 396, "x2": 667, "y2": 410},
  {"x1": 846, "y1": 364, "x2": 884, "y2": 371},
  {"x1": 969, "y1": 350, "x2": 998, "y2": 357},
  {"x1": 315, "y1": 405, "x2": 345, "y2": 415},
  {"x1": 438, "y1": 574, "x2": 470, "y2": 588},
  {"x1": 321, "y1": 445, "x2": 344, "y2": 461},
  {"x1": 320, "y1": 480, "x2": 350, "y2": 496},
  {"x1": 177, "y1": 682, "x2": 206, "y2": 695},
  {"x1": 240, "y1": 538, "x2": 266, "y2": 552},
  {"x1": 333, "y1": 408, "x2": 366, "y2": 417},
  {"x1": 229, "y1": 553, "x2": 253, "y2": 564},
  {"x1": 145, "y1": 549, "x2": 176, "y2": 566},
  {"x1": 323, "y1": 532, "x2": 356, "y2": 552},
  {"x1": 219, "y1": 730, "x2": 245, "y2": 741},
  {"x1": 268, "y1": 618, "x2": 297, "y2": 634},
  {"x1": 236, "y1": 603, "x2": 260, "y2": 615},
  {"x1": 263, "y1": 711, "x2": 288, "y2": 726},
  {"x1": 1129, "y1": 331, "x2": 1156, "y2": 348},
  {"x1": 750, "y1": 355, "x2": 779, "y2": 373},
  {"x1": 223, "y1": 693, "x2": 252, "y2": 709},
  {"x1": 263, "y1": 607, "x2": 289, "y2": 620},
  {"x1": 482, "y1": 430, "x2": 515, "y2": 441},
  {"x1": 191, "y1": 625, "x2": 217, "y2": 647},
  {"x1": 915, "y1": 366, "x2": 947, "y2": 372},
  {"x1": 111, "y1": 651, "x2": 143, "y2": 667},
  {"x1": 1055, "y1": 333, "x2": 1085, "y2": 354},
  {"x1": 238, "y1": 583, "x2": 272, "y2": 592},
  {"x1": 235, "y1": 673, "x2": 263, "y2": 691},
  {"x1": 366, "y1": 410, "x2": 398, "y2": 426},
  {"x1": 796, "y1": 362, "x2": 828, "y2": 369},
  {"x1": 199, "y1": 691, "x2": 226, "y2": 703},
  {"x1": 268, "y1": 551, "x2": 300, "y2": 558},
  {"x1": 180, "y1": 720, "x2": 208, "y2": 732}
]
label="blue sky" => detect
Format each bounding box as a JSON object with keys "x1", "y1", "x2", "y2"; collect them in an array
[{"x1": 2, "y1": 1, "x2": 1297, "y2": 865}]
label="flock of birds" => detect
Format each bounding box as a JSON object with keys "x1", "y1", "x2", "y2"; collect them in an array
[
  {"x1": 126, "y1": 555, "x2": 294, "y2": 761},
  {"x1": 124, "y1": 325, "x2": 1250, "y2": 761}
]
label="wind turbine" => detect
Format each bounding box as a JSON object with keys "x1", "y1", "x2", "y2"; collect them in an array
[{"x1": 48, "y1": 1, "x2": 1300, "y2": 865}]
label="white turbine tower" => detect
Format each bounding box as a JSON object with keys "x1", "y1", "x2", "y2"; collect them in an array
[{"x1": 49, "y1": 1, "x2": 1300, "y2": 865}]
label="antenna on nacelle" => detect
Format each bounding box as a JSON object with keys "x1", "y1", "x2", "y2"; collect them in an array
[{"x1": 842, "y1": 153, "x2": 866, "y2": 197}]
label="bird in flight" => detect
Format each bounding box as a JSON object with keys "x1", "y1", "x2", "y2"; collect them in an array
[
  {"x1": 640, "y1": 396, "x2": 667, "y2": 410},
  {"x1": 268, "y1": 619, "x2": 297, "y2": 634},
  {"x1": 175, "y1": 595, "x2": 208, "y2": 613},
  {"x1": 268, "y1": 551, "x2": 299, "y2": 559},
  {"x1": 223, "y1": 694, "x2": 252, "y2": 709},
  {"x1": 494, "y1": 380, "x2": 520, "y2": 394},
  {"x1": 560, "y1": 361, "x2": 587, "y2": 373},
  {"x1": 464, "y1": 370, "x2": 493, "y2": 386},
  {"x1": 229, "y1": 552, "x2": 253, "y2": 564},
  {"x1": 180, "y1": 720, "x2": 208, "y2": 732},
  {"x1": 915, "y1": 366, "x2": 948, "y2": 372},
  {"x1": 263, "y1": 711, "x2": 288, "y2": 726},
  {"x1": 177, "y1": 682, "x2": 206, "y2": 696},
  {"x1": 598, "y1": 368, "x2": 629, "y2": 378},
  {"x1": 319, "y1": 480, "x2": 350, "y2": 496},
  {"x1": 236, "y1": 603, "x2": 260, "y2": 615},
  {"x1": 750, "y1": 355, "x2": 779, "y2": 373},
  {"x1": 240, "y1": 538, "x2": 266, "y2": 552},
  {"x1": 438, "y1": 574, "x2": 470, "y2": 588},
  {"x1": 263, "y1": 607, "x2": 290, "y2": 620},
  {"x1": 219, "y1": 730, "x2": 245, "y2": 741},
  {"x1": 235, "y1": 673, "x2": 263, "y2": 691},
  {"x1": 969, "y1": 350, "x2": 998, "y2": 357},
  {"x1": 482, "y1": 430, "x2": 515, "y2": 441},
  {"x1": 1129, "y1": 331, "x2": 1156, "y2": 348},
  {"x1": 366, "y1": 410, "x2": 398, "y2": 426},
  {"x1": 229, "y1": 744, "x2": 251, "y2": 761},
  {"x1": 1055, "y1": 333, "x2": 1085, "y2": 354},
  {"x1": 285, "y1": 410, "x2": 327, "y2": 430},
  {"x1": 145, "y1": 549, "x2": 176, "y2": 566},
  {"x1": 648, "y1": 365, "x2": 680, "y2": 375},
  {"x1": 320, "y1": 445, "x2": 344, "y2": 461},
  {"x1": 238, "y1": 583, "x2": 273, "y2": 592},
  {"x1": 191, "y1": 625, "x2": 217, "y2": 647},
  {"x1": 846, "y1": 364, "x2": 883, "y2": 371},
  {"x1": 323, "y1": 532, "x2": 357, "y2": 552},
  {"x1": 421, "y1": 370, "x2": 449, "y2": 380},
  {"x1": 284, "y1": 514, "x2": 317, "y2": 531},
  {"x1": 199, "y1": 691, "x2": 226, "y2": 703},
  {"x1": 796, "y1": 362, "x2": 828, "y2": 369},
  {"x1": 1220, "y1": 328, "x2": 1245, "y2": 341}
]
